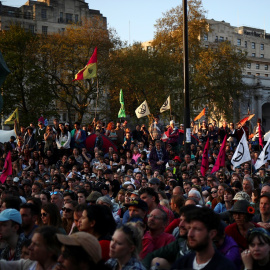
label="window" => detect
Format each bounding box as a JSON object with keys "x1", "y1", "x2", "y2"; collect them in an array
[
  {"x1": 245, "y1": 41, "x2": 247, "y2": 48},
  {"x1": 203, "y1": 34, "x2": 208, "y2": 41},
  {"x1": 256, "y1": 73, "x2": 260, "y2": 76},
  {"x1": 261, "y1": 44, "x2": 264, "y2": 50},
  {"x1": 237, "y1": 39, "x2": 241, "y2": 46},
  {"x1": 42, "y1": 26, "x2": 48, "y2": 35},
  {"x1": 261, "y1": 54, "x2": 264, "y2": 58},
  {"x1": 252, "y1": 53, "x2": 256, "y2": 57},
  {"x1": 59, "y1": 12, "x2": 64, "y2": 23},
  {"x1": 237, "y1": 49, "x2": 242, "y2": 54},
  {"x1": 247, "y1": 63, "x2": 251, "y2": 69},
  {"x1": 265, "y1": 65, "x2": 268, "y2": 70},
  {"x1": 265, "y1": 74, "x2": 268, "y2": 77},
  {"x1": 29, "y1": 25, "x2": 35, "y2": 33},
  {"x1": 247, "y1": 72, "x2": 252, "y2": 75},
  {"x1": 75, "y1": 14, "x2": 79, "y2": 23},
  {"x1": 66, "y1": 13, "x2": 72, "y2": 23},
  {"x1": 41, "y1": 9, "x2": 47, "y2": 19},
  {"x1": 251, "y1": 42, "x2": 255, "y2": 49},
  {"x1": 256, "y1": 64, "x2": 260, "y2": 69},
  {"x1": 215, "y1": 36, "x2": 218, "y2": 41},
  {"x1": 219, "y1": 36, "x2": 224, "y2": 41}
]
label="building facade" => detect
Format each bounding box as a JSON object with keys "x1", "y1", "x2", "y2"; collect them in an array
[
  {"x1": 0, "y1": 0, "x2": 107, "y2": 34},
  {"x1": 204, "y1": 19, "x2": 270, "y2": 131}
]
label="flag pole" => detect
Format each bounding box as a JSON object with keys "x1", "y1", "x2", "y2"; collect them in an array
[{"x1": 95, "y1": 79, "x2": 99, "y2": 119}]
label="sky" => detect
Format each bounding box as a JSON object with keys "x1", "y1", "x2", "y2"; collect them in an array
[{"x1": 7, "y1": 0, "x2": 270, "y2": 44}]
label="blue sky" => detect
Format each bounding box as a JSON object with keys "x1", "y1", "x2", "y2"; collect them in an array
[{"x1": 7, "y1": 0, "x2": 270, "y2": 44}]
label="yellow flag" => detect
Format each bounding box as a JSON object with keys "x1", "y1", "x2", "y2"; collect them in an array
[{"x1": 4, "y1": 108, "x2": 19, "y2": 124}]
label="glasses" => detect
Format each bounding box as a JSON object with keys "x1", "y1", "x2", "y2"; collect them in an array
[
  {"x1": 50, "y1": 191, "x2": 63, "y2": 196},
  {"x1": 147, "y1": 214, "x2": 163, "y2": 220},
  {"x1": 211, "y1": 190, "x2": 217, "y2": 194},
  {"x1": 62, "y1": 207, "x2": 73, "y2": 213},
  {"x1": 41, "y1": 212, "x2": 47, "y2": 217}
]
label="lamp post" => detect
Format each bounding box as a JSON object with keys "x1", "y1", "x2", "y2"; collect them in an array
[{"x1": 183, "y1": 0, "x2": 191, "y2": 154}]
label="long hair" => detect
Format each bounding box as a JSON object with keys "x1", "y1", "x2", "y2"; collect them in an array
[{"x1": 41, "y1": 203, "x2": 62, "y2": 228}]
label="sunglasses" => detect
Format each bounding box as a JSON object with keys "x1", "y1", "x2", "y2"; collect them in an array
[
  {"x1": 62, "y1": 207, "x2": 73, "y2": 213},
  {"x1": 41, "y1": 212, "x2": 47, "y2": 217},
  {"x1": 211, "y1": 190, "x2": 217, "y2": 194}
]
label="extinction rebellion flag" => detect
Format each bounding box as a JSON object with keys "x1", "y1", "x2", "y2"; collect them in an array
[
  {"x1": 135, "y1": 100, "x2": 150, "y2": 118},
  {"x1": 231, "y1": 130, "x2": 251, "y2": 169},
  {"x1": 160, "y1": 96, "x2": 170, "y2": 113}
]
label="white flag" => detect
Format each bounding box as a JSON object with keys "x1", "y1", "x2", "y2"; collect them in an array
[
  {"x1": 255, "y1": 137, "x2": 270, "y2": 170},
  {"x1": 135, "y1": 100, "x2": 150, "y2": 118},
  {"x1": 231, "y1": 131, "x2": 251, "y2": 169},
  {"x1": 160, "y1": 96, "x2": 171, "y2": 113}
]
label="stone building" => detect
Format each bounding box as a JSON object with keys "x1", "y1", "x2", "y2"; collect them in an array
[{"x1": 0, "y1": 0, "x2": 107, "y2": 34}]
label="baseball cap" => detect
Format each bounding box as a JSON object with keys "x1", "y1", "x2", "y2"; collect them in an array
[
  {"x1": 149, "y1": 177, "x2": 160, "y2": 185},
  {"x1": 104, "y1": 169, "x2": 113, "y2": 175},
  {"x1": 124, "y1": 199, "x2": 148, "y2": 211},
  {"x1": 13, "y1": 177, "x2": 20, "y2": 183},
  {"x1": 0, "y1": 209, "x2": 22, "y2": 224},
  {"x1": 56, "y1": 232, "x2": 101, "y2": 264},
  {"x1": 86, "y1": 191, "x2": 102, "y2": 203}
]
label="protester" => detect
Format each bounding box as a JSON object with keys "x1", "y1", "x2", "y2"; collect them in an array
[{"x1": 106, "y1": 223, "x2": 146, "y2": 270}]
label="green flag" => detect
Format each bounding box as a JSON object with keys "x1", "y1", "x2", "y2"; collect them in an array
[{"x1": 118, "y1": 89, "x2": 126, "y2": 118}]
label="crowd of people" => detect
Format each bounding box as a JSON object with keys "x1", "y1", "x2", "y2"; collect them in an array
[{"x1": 0, "y1": 115, "x2": 269, "y2": 269}]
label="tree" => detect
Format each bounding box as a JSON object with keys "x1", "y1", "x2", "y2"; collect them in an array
[
  {"x1": 108, "y1": 43, "x2": 181, "y2": 121},
  {"x1": 152, "y1": 0, "x2": 248, "y2": 122},
  {"x1": 0, "y1": 25, "x2": 57, "y2": 125},
  {"x1": 39, "y1": 18, "x2": 120, "y2": 124}
]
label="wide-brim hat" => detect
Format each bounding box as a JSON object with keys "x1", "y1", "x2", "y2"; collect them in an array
[{"x1": 229, "y1": 200, "x2": 255, "y2": 215}]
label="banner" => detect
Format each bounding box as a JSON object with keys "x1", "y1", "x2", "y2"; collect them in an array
[
  {"x1": 0, "y1": 151, "x2": 12, "y2": 184},
  {"x1": 160, "y1": 96, "x2": 170, "y2": 113},
  {"x1": 73, "y1": 47, "x2": 97, "y2": 81},
  {"x1": 211, "y1": 134, "x2": 227, "y2": 174},
  {"x1": 194, "y1": 108, "x2": 205, "y2": 121},
  {"x1": 118, "y1": 89, "x2": 126, "y2": 118},
  {"x1": 4, "y1": 108, "x2": 19, "y2": 125},
  {"x1": 231, "y1": 131, "x2": 251, "y2": 169},
  {"x1": 254, "y1": 137, "x2": 270, "y2": 170},
  {"x1": 135, "y1": 100, "x2": 150, "y2": 118},
  {"x1": 201, "y1": 137, "x2": 209, "y2": 176}
]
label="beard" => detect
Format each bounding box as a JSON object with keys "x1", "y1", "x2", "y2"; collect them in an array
[{"x1": 187, "y1": 234, "x2": 209, "y2": 251}]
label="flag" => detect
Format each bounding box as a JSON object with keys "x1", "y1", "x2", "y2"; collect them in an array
[
  {"x1": 160, "y1": 96, "x2": 170, "y2": 113},
  {"x1": 194, "y1": 108, "x2": 205, "y2": 121},
  {"x1": 135, "y1": 100, "x2": 150, "y2": 118},
  {"x1": 259, "y1": 123, "x2": 264, "y2": 148},
  {"x1": 4, "y1": 108, "x2": 19, "y2": 125},
  {"x1": 201, "y1": 137, "x2": 209, "y2": 176},
  {"x1": 237, "y1": 114, "x2": 255, "y2": 127},
  {"x1": 118, "y1": 89, "x2": 126, "y2": 118},
  {"x1": 231, "y1": 131, "x2": 251, "y2": 169},
  {"x1": 73, "y1": 47, "x2": 97, "y2": 81},
  {"x1": 0, "y1": 151, "x2": 12, "y2": 184},
  {"x1": 255, "y1": 136, "x2": 270, "y2": 170},
  {"x1": 211, "y1": 134, "x2": 227, "y2": 174}
]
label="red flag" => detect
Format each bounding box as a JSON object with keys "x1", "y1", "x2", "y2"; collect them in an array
[
  {"x1": 194, "y1": 108, "x2": 205, "y2": 121},
  {"x1": 211, "y1": 135, "x2": 227, "y2": 174},
  {"x1": 0, "y1": 151, "x2": 12, "y2": 184},
  {"x1": 259, "y1": 123, "x2": 264, "y2": 148},
  {"x1": 237, "y1": 114, "x2": 255, "y2": 127},
  {"x1": 73, "y1": 47, "x2": 97, "y2": 81},
  {"x1": 201, "y1": 137, "x2": 209, "y2": 176}
]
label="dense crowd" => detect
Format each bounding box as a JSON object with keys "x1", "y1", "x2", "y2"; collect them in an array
[{"x1": 0, "y1": 115, "x2": 269, "y2": 270}]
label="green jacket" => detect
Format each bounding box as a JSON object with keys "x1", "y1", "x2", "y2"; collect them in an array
[{"x1": 142, "y1": 237, "x2": 189, "y2": 269}]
